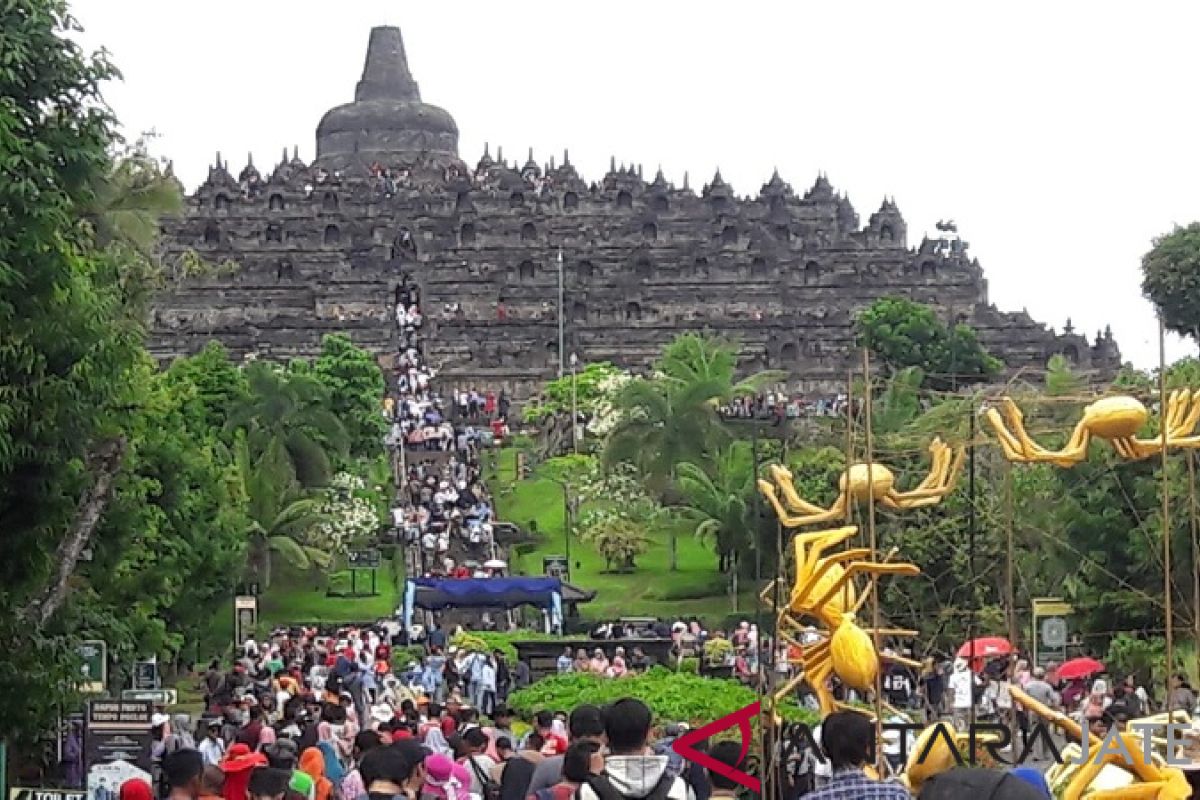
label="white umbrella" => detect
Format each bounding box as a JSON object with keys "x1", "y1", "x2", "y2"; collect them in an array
[{"x1": 483, "y1": 558, "x2": 507, "y2": 570}]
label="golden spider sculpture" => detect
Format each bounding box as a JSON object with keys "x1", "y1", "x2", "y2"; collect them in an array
[
  {"x1": 768, "y1": 525, "x2": 920, "y2": 716},
  {"x1": 985, "y1": 390, "x2": 1200, "y2": 467},
  {"x1": 1012, "y1": 685, "x2": 1192, "y2": 800},
  {"x1": 756, "y1": 437, "x2": 965, "y2": 527}
]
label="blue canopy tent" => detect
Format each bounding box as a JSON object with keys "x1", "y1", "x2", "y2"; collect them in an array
[{"x1": 403, "y1": 577, "x2": 564, "y2": 633}]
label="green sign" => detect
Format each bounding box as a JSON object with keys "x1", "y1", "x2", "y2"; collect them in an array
[{"x1": 77, "y1": 640, "x2": 106, "y2": 694}]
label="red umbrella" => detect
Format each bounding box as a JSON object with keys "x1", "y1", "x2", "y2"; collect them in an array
[
  {"x1": 1057, "y1": 657, "x2": 1104, "y2": 680},
  {"x1": 957, "y1": 637, "x2": 1013, "y2": 660}
]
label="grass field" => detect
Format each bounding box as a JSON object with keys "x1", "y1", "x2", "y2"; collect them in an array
[
  {"x1": 488, "y1": 447, "x2": 757, "y2": 622},
  {"x1": 258, "y1": 558, "x2": 402, "y2": 630}
]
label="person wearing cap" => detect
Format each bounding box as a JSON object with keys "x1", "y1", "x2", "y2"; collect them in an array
[
  {"x1": 264, "y1": 739, "x2": 314, "y2": 800},
  {"x1": 199, "y1": 720, "x2": 226, "y2": 766}
]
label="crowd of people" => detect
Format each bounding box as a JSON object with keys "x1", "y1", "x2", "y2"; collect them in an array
[
  {"x1": 717, "y1": 393, "x2": 854, "y2": 422},
  {"x1": 130, "y1": 643, "x2": 1066, "y2": 800},
  {"x1": 384, "y1": 275, "x2": 506, "y2": 578},
  {"x1": 141, "y1": 689, "x2": 775, "y2": 800}
]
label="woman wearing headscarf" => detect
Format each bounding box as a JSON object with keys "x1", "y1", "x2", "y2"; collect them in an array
[
  {"x1": 607, "y1": 648, "x2": 627, "y2": 678},
  {"x1": 422, "y1": 753, "x2": 473, "y2": 800},
  {"x1": 317, "y1": 740, "x2": 346, "y2": 787},
  {"x1": 299, "y1": 747, "x2": 334, "y2": 800}
]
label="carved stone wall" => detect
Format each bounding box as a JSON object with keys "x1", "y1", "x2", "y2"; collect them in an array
[{"x1": 151, "y1": 27, "x2": 1123, "y2": 397}]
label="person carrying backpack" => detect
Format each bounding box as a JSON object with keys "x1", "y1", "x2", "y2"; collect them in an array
[{"x1": 577, "y1": 700, "x2": 693, "y2": 800}]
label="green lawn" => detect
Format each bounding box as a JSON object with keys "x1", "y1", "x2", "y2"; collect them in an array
[
  {"x1": 258, "y1": 558, "x2": 402, "y2": 630},
  {"x1": 488, "y1": 447, "x2": 758, "y2": 622}
]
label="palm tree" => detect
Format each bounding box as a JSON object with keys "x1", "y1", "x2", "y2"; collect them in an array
[
  {"x1": 226, "y1": 362, "x2": 349, "y2": 488},
  {"x1": 675, "y1": 441, "x2": 756, "y2": 609},
  {"x1": 656, "y1": 332, "x2": 784, "y2": 398},
  {"x1": 84, "y1": 139, "x2": 184, "y2": 254},
  {"x1": 604, "y1": 333, "x2": 783, "y2": 569},
  {"x1": 233, "y1": 437, "x2": 331, "y2": 588}
]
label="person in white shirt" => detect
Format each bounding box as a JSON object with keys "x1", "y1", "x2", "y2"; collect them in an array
[
  {"x1": 480, "y1": 657, "x2": 497, "y2": 716},
  {"x1": 948, "y1": 658, "x2": 980, "y2": 729},
  {"x1": 198, "y1": 720, "x2": 225, "y2": 766}
]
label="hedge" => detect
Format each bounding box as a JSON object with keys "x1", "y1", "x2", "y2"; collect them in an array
[{"x1": 508, "y1": 667, "x2": 818, "y2": 726}]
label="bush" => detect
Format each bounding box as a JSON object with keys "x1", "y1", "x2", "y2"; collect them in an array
[
  {"x1": 703, "y1": 638, "x2": 733, "y2": 666},
  {"x1": 449, "y1": 630, "x2": 560, "y2": 662},
  {"x1": 508, "y1": 667, "x2": 817, "y2": 726},
  {"x1": 390, "y1": 645, "x2": 426, "y2": 671},
  {"x1": 677, "y1": 657, "x2": 699, "y2": 675}
]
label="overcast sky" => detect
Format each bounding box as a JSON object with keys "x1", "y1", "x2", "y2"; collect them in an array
[{"x1": 71, "y1": 0, "x2": 1200, "y2": 369}]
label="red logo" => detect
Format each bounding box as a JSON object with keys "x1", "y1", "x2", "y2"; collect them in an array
[{"x1": 671, "y1": 701, "x2": 761, "y2": 794}]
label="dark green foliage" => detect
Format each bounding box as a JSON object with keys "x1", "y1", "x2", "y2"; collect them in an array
[
  {"x1": 1142, "y1": 222, "x2": 1200, "y2": 342},
  {"x1": 311, "y1": 333, "x2": 387, "y2": 460},
  {"x1": 855, "y1": 298, "x2": 1001, "y2": 389},
  {"x1": 509, "y1": 667, "x2": 818, "y2": 725},
  {"x1": 164, "y1": 342, "x2": 249, "y2": 431},
  {"x1": 230, "y1": 361, "x2": 349, "y2": 488},
  {"x1": 78, "y1": 361, "x2": 249, "y2": 672}
]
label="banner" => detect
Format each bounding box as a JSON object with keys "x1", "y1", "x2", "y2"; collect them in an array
[{"x1": 84, "y1": 702, "x2": 152, "y2": 799}]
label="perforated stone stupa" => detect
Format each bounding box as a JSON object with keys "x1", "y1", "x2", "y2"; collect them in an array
[{"x1": 154, "y1": 26, "x2": 1121, "y2": 397}]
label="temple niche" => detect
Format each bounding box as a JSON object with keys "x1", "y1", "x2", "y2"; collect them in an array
[{"x1": 153, "y1": 26, "x2": 1122, "y2": 399}]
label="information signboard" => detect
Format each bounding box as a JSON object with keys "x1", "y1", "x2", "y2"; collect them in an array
[
  {"x1": 76, "y1": 641, "x2": 106, "y2": 695},
  {"x1": 84, "y1": 701, "x2": 152, "y2": 799},
  {"x1": 235, "y1": 595, "x2": 258, "y2": 647},
  {"x1": 543, "y1": 555, "x2": 569, "y2": 581},
  {"x1": 347, "y1": 549, "x2": 382, "y2": 569},
  {"x1": 1032, "y1": 597, "x2": 1073, "y2": 668}
]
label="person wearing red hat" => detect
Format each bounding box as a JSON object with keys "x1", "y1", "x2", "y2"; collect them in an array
[
  {"x1": 221, "y1": 743, "x2": 268, "y2": 800},
  {"x1": 119, "y1": 778, "x2": 154, "y2": 800}
]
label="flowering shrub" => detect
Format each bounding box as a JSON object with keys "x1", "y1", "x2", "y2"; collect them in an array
[
  {"x1": 586, "y1": 371, "x2": 631, "y2": 437},
  {"x1": 310, "y1": 471, "x2": 385, "y2": 555}
]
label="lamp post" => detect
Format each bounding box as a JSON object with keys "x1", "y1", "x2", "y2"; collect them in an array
[
  {"x1": 547, "y1": 477, "x2": 574, "y2": 583},
  {"x1": 570, "y1": 352, "x2": 579, "y2": 454},
  {"x1": 557, "y1": 249, "x2": 565, "y2": 379},
  {"x1": 563, "y1": 483, "x2": 573, "y2": 582}
]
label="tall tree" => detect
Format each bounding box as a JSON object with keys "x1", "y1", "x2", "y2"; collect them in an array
[
  {"x1": 310, "y1": 333, "x2": 387, "y2": 460},
  {"x1": 604, "y1": 333, "x2": 781, "y2": 569},
  {"x1": 227, "y1": 362, "x2": 349, "y2": 488},
  {"x1": 233, "y1": 437, "x2": 331, "y2": 588},
  {"x1": 0, "y1": 0, "x2": 174, "y2": 747},
  {"x1": 855, "y1": 298, "x2": 1001, "y2": 389},
  {"x1": 1142, "y1": 222, "x2": 1200, "y2": 343},
  {"x1": 676, "y1": 441, "x2": 756, "y2": 605}
]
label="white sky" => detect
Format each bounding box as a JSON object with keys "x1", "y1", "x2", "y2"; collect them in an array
[{"x1": 72, "y1": 0, "x2": 1200, "y2": 369}]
